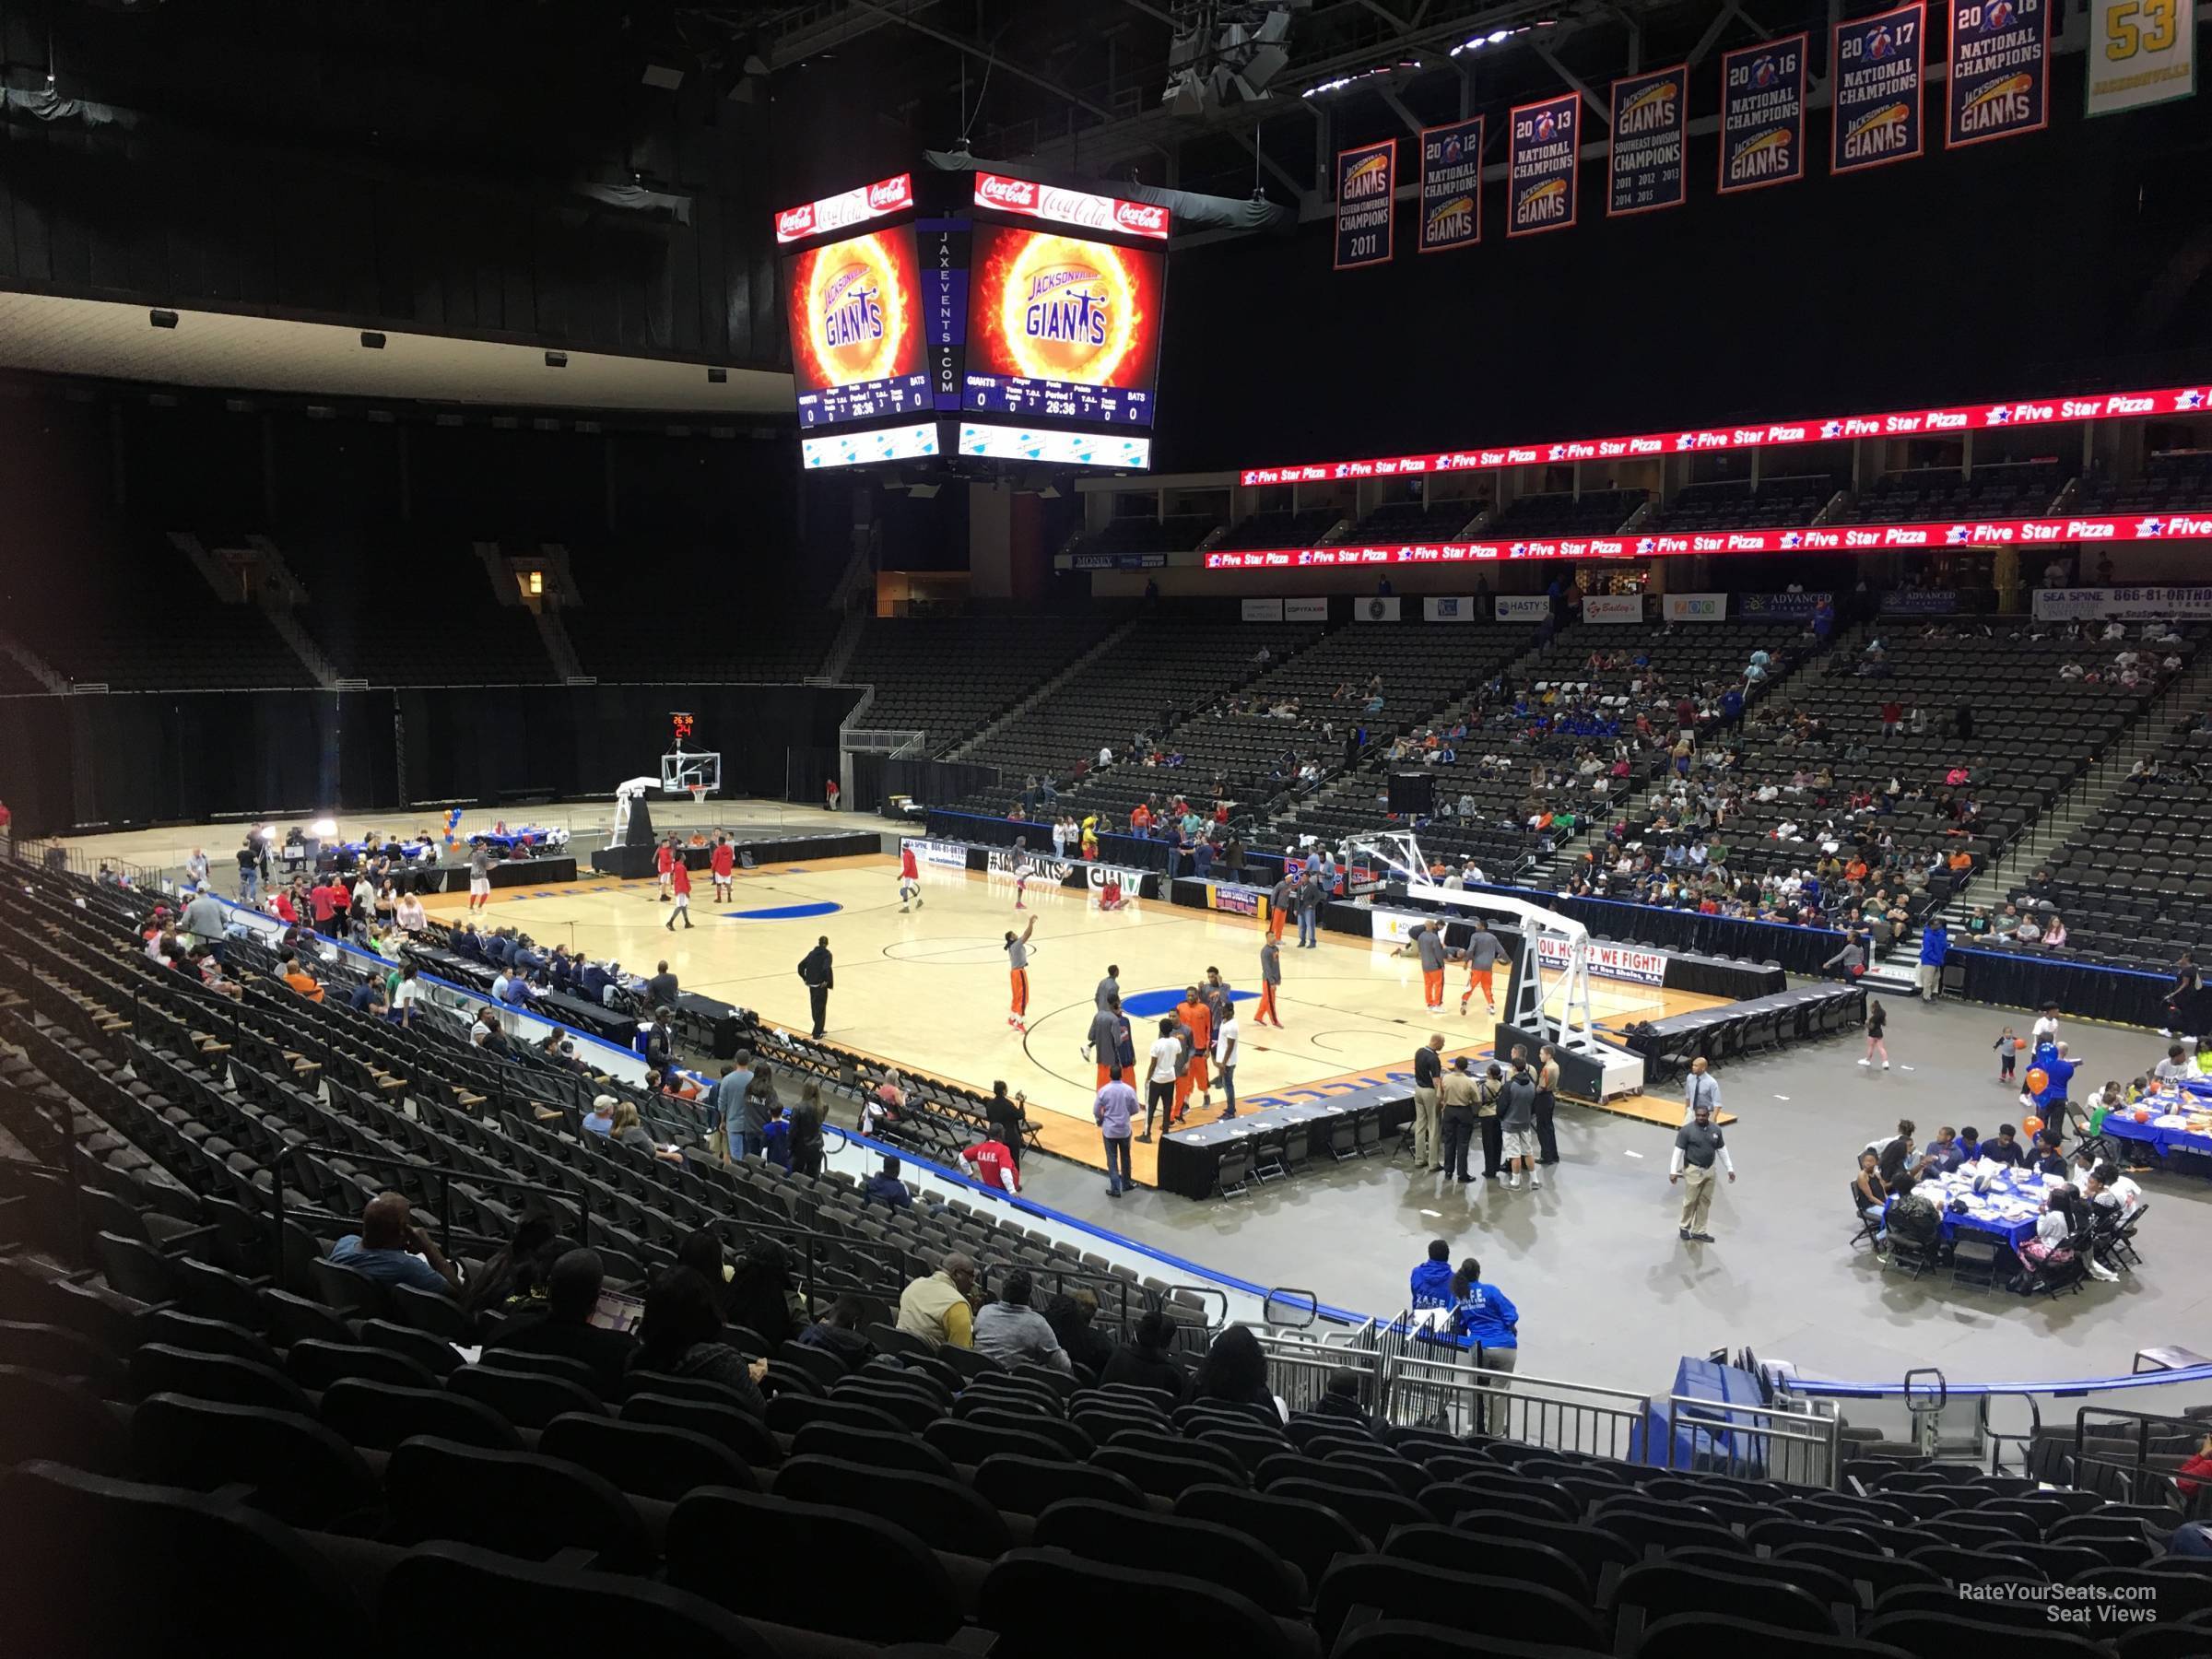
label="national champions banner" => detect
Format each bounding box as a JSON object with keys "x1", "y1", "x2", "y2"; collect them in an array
[
  {"x1": 1833, "y1": 4, "x2": 1926, "y2": 175},
  {"x1": 1720, "y1": 34, "x2": 1807, "y2": 194},
  {"x1": 1508, "y1": 94, "x2": 1581, "y2": 237},
  {"x1": 2086, "y1": 0, "x2": 2196, "y2": 117},
  {"x1": 1607, "y1": 66, "x2": 1688, "y2": 217},
  {"x1": 1418, "y1": 117, "x2": 1484, "y2": 253},
  {"x1": 1947, "y1": 0, "x2": 2051, "y2": 147},
  {"x1": 1335, "y1": 140, "x2": 1397, "y2": 269}
]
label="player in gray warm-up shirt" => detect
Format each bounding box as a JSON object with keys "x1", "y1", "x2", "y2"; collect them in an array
[
  {"x1": 1459, "y1": 921, "x2": 1505, "y2": 1016},
  {"x1": 1409, "y1": 919, "x2": 1450, "y2": 1011}
]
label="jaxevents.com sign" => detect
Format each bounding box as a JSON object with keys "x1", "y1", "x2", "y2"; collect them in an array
[
  {"x1": 2033, "y1": 585, "x2": 2212, "y2": 622},
  {"x1": 901, "y1": 838, "x2": 970, "y2": 872}
]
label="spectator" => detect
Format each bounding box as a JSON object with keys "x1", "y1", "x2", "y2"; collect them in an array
[
  {"x1": 329, "y1": 1192, "x2": 459, "y2": 1295},
  {"x1": 1307, "y1": 1367, "x2": 1379, "y2": 1436},
  {"x1": 646, "y1": 959, "x2": 678, "y2": 1006},
  {"x1": 958, "y1": 1133, "x2": 1022, "y2": 1195},
  {"x1": 280, "y1": 951, "x2": 325, "y2": 1005},
  {"x1": 1042, "y1": 1288, "x2": 1116, "y2": 1382},
  {"x1": 1193, "y1": 1324, "x2": 1284, "y2": 1421},
  {"x1": 582, "y1": 1095, "x2": 617, "y2": 1137},
  {"x1": 863, "y1": 1155, "x2": 913, "y2": 1210},
  {"x1": 1452, "y1": 1258, "x2": 1520, "y2": 1432},
  {"x1": 973, "y1": 1268, "x2": 1072, "y2": 1373},
  {"x1": 896, "y1": 1252, "x2": 977, "y2": 1348},
  {"x1": 985, "y1": 1081, "x2": 1029, "y2": 1168},
  {"x1": 1918, "y1": 918, "x2": 1948, "y2": 1001},
  {"x1": 795, "y1": 1293, "x2": 878, "y2": 1375},
  {"x1": 788, "y1": 1081, "x2": 826, "y2": 1178},
  {"x1": 635, "y1": 1265, "x2": 769, "y2": 1408},
  {"x1": 1409, "y1": 1238, "x2": 1454, "y2": 1309},
  {"x1": 1853, "y1": 1151, "x2": 1889, "y2": 1245},
  {"x1": 485, "y1": 1248, "x2": 638, "y2": 1394},
  {"x1": 724, "y1": 1239, "x2": 801, "y2": 1347},
  {"x1": 1100, "y1": 1309, "x2": 1188, "y2": 1402}
]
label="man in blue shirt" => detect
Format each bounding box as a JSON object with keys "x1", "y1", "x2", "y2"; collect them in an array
[
  {"x1": 329, "y1": 1192, "x2": 459, "y2": 1296},
  {"x1": 1918, "y1": 917, "x2": 1949, "y2": 1001},
  {"x1": 1409, "y1": 1239, "x2": 1454, "y2": 1311},
  {"x1": 714, "y1": 1054, "x2": 756, "y2": 1160},
  {"x1": 1451, "y1": 1256, "x2": 1519, "y2": 1433},
  {"x1": 864, "y1": 1155, "x2": 913, "y2": 1210}
]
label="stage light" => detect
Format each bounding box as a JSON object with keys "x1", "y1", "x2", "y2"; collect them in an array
[
  {"x1": 311, "y1": 818, "x2": 337, "y2": 838},
  {"x1": 545, "y1": 350, "x2": 568, "y2": 369},
  {"x1": 148, "y1": 309, "x2": 178, "y2": 329},
  {"x1": 707, "y1": 367, "x2": 728, "y2": 383},
  {"x1": 359, "y1": 331, "x2": 385, "y2": 349}
]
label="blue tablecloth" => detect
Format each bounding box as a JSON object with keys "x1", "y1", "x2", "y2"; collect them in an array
[
  {"x1": 1892, "y1": 1164, "x2": 2053, "y2": 1250},
  {"x1": 2102, "y1": 1106, "x2": 2212, "y2": 1162},
  {"x1": 470, "y1": 828, "x2": 560, "y2": 853}
]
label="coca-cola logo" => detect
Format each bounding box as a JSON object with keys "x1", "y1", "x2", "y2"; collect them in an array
[
  {"x1": 978, "y1": 173, "x2": 1036, "y2": 207},
  {"x1": 775, "y1": 204, "x2": 816, "y2": 241},
  {"x1": 868, "y1": 175, "x2": 912, "y2": 208},
  {"x1": 1114, "y1": 201, "x2": 1170, "y2": 235}
]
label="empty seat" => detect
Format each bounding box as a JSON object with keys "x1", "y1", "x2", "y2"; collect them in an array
[
  {"x1": 383, "y1": 1436, "x2": 654, "y2": 1570},
  {"x1": 1036, "y1": 1497, "x2": 1307, "y2": 1613},
  {"x1": 318, "y1": 1378, "x2": 524, "y2": 1452},
  {"x1": 539, "y1": 1412, "x2": 755, "y2": 1501},
  {"x1": 772, "y1": 1453, "x2": 1012, "y2": 1558},
  {"x1": 1315, "y1": 1555, "x2": 1607, "y2": 1652},
  {"x1": 131, "y1": 1393, "x2": 381, "y2": 1529},
  {"x1": 980, "y1": 1548, "x2": 1312, "y2": 1659},
  {"x1": 0, "y1": 1364, "x2": 132, "y2": 1475}
]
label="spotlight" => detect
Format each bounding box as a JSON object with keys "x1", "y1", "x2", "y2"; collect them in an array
[
  {"x1": 310, "y1": 818, "x2": 337, "y2": 838},
  {"x1": 545, "y1": 351, "x2": 569, "y2": 369},
  {"x1": 148, "y1": 309, "x2": 178, "y2": 329},
  {"x1": 359, "y1": 331, "x2": 386, "y2": 349}
]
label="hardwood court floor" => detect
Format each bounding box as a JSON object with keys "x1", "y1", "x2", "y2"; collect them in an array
[{"x1": 437, "y1": 853, "x2": 1725, "y2": 1184}]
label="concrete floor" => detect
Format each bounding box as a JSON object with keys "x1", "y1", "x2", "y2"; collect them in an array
[{"x1": 1016, "y1": 993, "x2": 2212, "y2": 1407}]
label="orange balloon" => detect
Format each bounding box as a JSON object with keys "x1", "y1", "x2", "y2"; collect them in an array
[
  {"x1": 2021, "y1": 1115, "x2": 2042, "y2": 1137},
  {"x1": 2024, "y1": 1067, "x2": 2049, "y2": 1095}
]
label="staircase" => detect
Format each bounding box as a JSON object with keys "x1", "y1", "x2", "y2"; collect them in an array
[
  {"x1": 0, "y1": 626, "x2": 66, "y2": 692},
  {"x1": 941, "y1": 615, "x2": 1140, "y2": 762},
  {"x1": 533, "y1": 606, "x2": 587, "y2": 682},
  {"x1": 818, "y1": 604, "x2": 868, "y2": 683}
]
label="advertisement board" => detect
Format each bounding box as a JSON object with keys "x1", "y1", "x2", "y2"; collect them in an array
[
  {"x1": 1241, "y1": 598, "x2": 1286, "y2": 621},
  {"x1": 1661, "y1": 593, "x2": 1729, "y2": 622},
  {"x1": 1496, "y1": 594, "x2": 1552, "y2": 622},
  {"x1": 1423, "y1": 595, "x2": 1479, "y2": 621},
  {"x1": 988, "y1": 848, "x2": 1073, "y2": 884},
  {"x1": 1582, "y1": 594, "x2": 1646, "y2": 622},
  {"x1": 1285, "y1": 597, "x2": 1331, "y2": 621},
  {"x1": 901, "y1": 838, "x2": 971, "y2": 871},
  {"x1": 1209, "y1": 885, "x2": 1269, "y2": 920},
  {"x1": 2032, "y1": 585, "x2": 2212, "y2": 621},
  {"x1": 1536, "y1": 935, "x2": 1668, "y2": 986}
]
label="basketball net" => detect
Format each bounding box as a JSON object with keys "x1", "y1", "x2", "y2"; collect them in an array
[{"x1": 688, "y1": 786, "x2": 708, "y2": 806}]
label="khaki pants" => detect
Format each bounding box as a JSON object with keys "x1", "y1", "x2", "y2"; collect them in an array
[
  {"x1": 1678, "y1": 1164, "x2": 1717, "y2": 1233},
  {"x1": 1411, "y1": 1087, "x2": 1440, "y2": 1166},
  {"x1": 1474, "y1": 1345, "x2": 1518, "y2": 1434},
  {"x1": 1917, "y1": 961, "x2": 1941, "y2": 998}
]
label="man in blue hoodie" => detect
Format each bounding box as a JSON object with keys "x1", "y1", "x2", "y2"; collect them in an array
[
  {"x1": 1451, "y1": 1256, "x2": 1520, "y2": 1433},
  {"x1": 1409, "y1": 1239, "x2": 1454, "y2": 1311},
  {"x1": 1918, "y1": 917, "x2": 1949, "y2": 1001}
]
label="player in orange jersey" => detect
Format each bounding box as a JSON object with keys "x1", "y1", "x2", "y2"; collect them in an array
[{"x1": 1174, "y1": 984, "x2": 1214, "y2": 1118}]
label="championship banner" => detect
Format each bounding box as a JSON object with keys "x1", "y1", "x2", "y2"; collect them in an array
[
  {"x1": 1833, "y1": 4, "x2": 1926, "y2": 174},
  {"x1": 1423, "y1": 595, "x2": 1479, "y2": 621},
  {"x1": 1241, "y1": 598, "x2": 1286, "y2": 621},
  {"x1": 1582, "y1": 594, "x2": 1645, "y2": 623},
  {"x1": 1418, "y1": 117, "x2": 1484, "y2": 253},
  {"x1": 1508, "y1": 94, "x2": 1581, "y2": 236},
  {"x1": 1496, "y1": 594, "x2": 1552, "y2": 621},
  {"x1": 2086, "y1": 0, "x2": 2196, "y2": 117},
  {"x1": 1607, "y1": 66, "x2": 1688, "y2": 217},
  {"x1": 1947, "y1": 0, "x2": 2051, "y2": 147},
  {"x1": 1720, "y1": 35, "x2": 1807, "y2": 194},
  {"x1": 2033, "y1": 585, "x2": 2212, "y2": 621},
  {"x1": 1661, "y1": 593, "x2": 1728, "y2": 622},
  {"x1": 1334, "y1": 140, "x2": 1397, "y2": 270},
  {"x1": 1285, "y1": 597, "x2": 1331, "y2": 621}
]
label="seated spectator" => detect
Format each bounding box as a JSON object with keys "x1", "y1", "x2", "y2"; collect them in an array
[
  {"x1": 582, "y1": 1095, "x2": 617, "y2": 1137},
  {"x1": 1100, "y1": 1309, "x2": 1189, "y2": 1402},
  {"x1": 1307, "y1": 1367, "x2": 1380, "y2": 1436},
  {"x1": 1984, "y1": 1123, "x2": 2026, "y2": 1167},
  {"x1": 634, "y1": 1265, "x2": 769, "y2": 1408},
  {"x1": 1945, "y1": 1126, "x2": 1983, "y2": 1169},
  {"x1": 2086, "y1": 1160, "x2": 2144, "y2": 1216},
  {"x1": 330, "y1": 1191, "x2": 460, "y2": 1295},
  {"x1": 795, "y1": 1293, "x2": 879, "y2": 1375},
  {"x1": 485, "y1": 1248, "x2": 639, "y2": 1394},
  {"x1": 724, "y1": 1239, "x2": 801, "y2": 1347},
  {"x1": 973, "y1": 1269, "x2": 1072, "y2": 1373},
  {"x1": 1042, "y1": 1288, "x2": 1116, "y2": 1382},
  {"x1": 896, "y1": 1252, "x2": 977, "y2": 1348},
  {"x1": 1193, "y1": 1323, "x2": 1286, "y2": 1421},
  {"x1": 280, "y1": 952, "x2": 325, "y2": 1004},
  {"x1": 863, "y1": 1155, "x2": 913, "y2": 1209},
  {"x1": 2175, "y1": 1432, "x2": 2212, "y2": 1501}
]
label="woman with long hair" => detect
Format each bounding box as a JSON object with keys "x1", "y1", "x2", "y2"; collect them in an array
[
  {"x1": 723, "y1": 1237, "x2": 801, "y2": 1348},
  {"x1": 634, "y1": 1265, "x2": 767, "y2": 1410},
  {"x1": 1859, "y1": 999, "x2": 1890, "y2": 1070},
  {"x1": 460, "y1": 1207, "x2": 563, "y2": 1328},
  {"x1": 1192, "y1": 1323, "x2": 1283, "y2": 1420}
]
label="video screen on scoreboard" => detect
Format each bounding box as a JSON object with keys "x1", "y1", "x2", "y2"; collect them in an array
[
  {"x1": 962, "y1": 223, "x2": 1166, "y2": 428},
  {"x1": 782, "y1": 225, "x2": 931, "y2": 429}
]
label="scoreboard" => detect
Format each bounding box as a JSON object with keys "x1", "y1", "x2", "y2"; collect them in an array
[{"x1": 771, "y1": 168, "x2": 1171, "y2": 470}]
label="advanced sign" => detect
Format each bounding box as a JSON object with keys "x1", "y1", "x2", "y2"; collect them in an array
[
  {"x1": 971, "y1": 172, "x2": 1172, "y2": 241},
  {"x1": 1199, "y1": 512, "x2": 2212, "y2": 569},
  {"x1": 774, "y1": 172, "x2": 915, "y2": 245},
  {"x1": 1236, "y1": 383, "x2": 2209, "y2": 486}
]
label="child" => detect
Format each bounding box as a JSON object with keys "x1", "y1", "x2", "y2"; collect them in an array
[
  {"x1": 1994, "y1": 1024, "x2": 2018, "y2": 1085},
  {"x1": 760, "y1": 1108, "x2": 792, "y2": 1171}
]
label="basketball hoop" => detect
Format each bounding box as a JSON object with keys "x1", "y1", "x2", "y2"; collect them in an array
[{"x1": 688, "y1": 786, "x2": 709, "y2": 807}]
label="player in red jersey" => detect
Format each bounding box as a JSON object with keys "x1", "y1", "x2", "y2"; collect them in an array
[
  {"x1": 654, "y1": 838, "x2": 675, "y2": 902},
  {"x1": 709, "y1": 835, "x2": 735, "y2": 901},
  {"x1": 899, "y1": 843, "x2": 922, "y2": 912},
  {"x1": 665, "y1": 857, "x2": 693, "y2": 930}
]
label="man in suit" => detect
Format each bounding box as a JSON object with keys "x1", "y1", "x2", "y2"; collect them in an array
[{"x1": 797, "y1": 935, "x2": 834, "y2": 1039}]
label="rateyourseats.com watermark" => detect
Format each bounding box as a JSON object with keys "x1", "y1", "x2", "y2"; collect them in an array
[{"x1": 1959, "y1": 1581, "x2": 2160, "y2": 1628}]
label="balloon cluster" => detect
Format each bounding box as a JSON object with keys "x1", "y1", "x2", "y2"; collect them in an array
[{"x1": 442, "y1": 807, "x2": 464, "y2": 852}]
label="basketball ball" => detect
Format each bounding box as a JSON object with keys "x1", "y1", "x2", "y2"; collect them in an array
[
  {"x1": 2024, "y1": 1067, "x2": 2049, "y2": 1095},
  {"x1": 2014, "y1": 1038, "x2": 2028, "y2": 1052}
]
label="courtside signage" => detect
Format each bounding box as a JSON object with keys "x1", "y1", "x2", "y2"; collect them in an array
[
  {"x1": 1720, "y1": 35, "x2": 1807, "y2": 194},
  {"x1": 774, "y1": 172, "x2": 914, "y2": 244},
  {"x1": 1237, "y1": 382, "x2": 2211, "y2": 486},
  {"x1": 1537, "y1": 935, "x2": 1667, "y2": 985},
  {"x1": 988, "y1": 848, "x2": 1072, "y2": 883},
  {"x1": 1833, "y1": 4, "x2": 1926, "y2": 174},
  {"x1": 971, "y1": 172, "x2": 1172, "y2": 241},
  {"x1": 1607, "y1": 66, "x2": 1688, "y2": 216},
  {"x1": 901, "y1": 837, "x2": 970, "y2": 871},
  {"x1": 1199, "y1": 511, "x2": 2212, "y2": 568}
]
